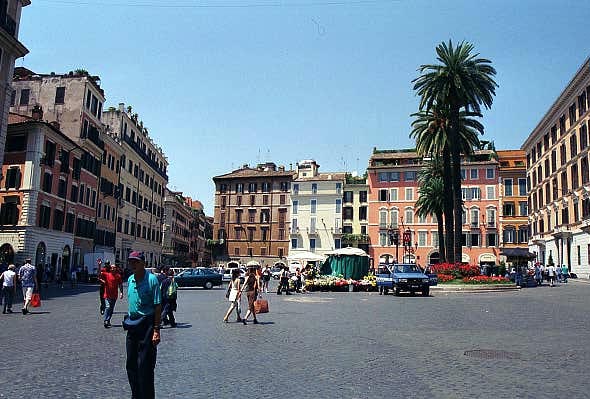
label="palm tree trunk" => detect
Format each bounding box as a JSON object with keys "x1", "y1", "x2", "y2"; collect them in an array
[
  {"x1": 442, "y1": 147, "x2": 454, "y2": 263},
  {"x1": 450, "y1": 125, "x2": 463, "y2": 264},
  {"x1": 436, "y1": 211, "x2": 445, "y2": 263}
]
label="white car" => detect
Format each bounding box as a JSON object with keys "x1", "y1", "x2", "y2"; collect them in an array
[{"x1": 222, "y1": 267, "x2": 246, "y2": 282}]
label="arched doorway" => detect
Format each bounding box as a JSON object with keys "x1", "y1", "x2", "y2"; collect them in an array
[
  {"x1": 429, "y1": 252, "x2": 440, "y2": 265},
  {"x1": 35, "y1": 242, "x2": 46, "y2": 268},
  {"x1": 0, "y1": 243, "x2": 14, "y2": 265},
  {"x1": 62, "y1": 245, "x2": 71, "y2": 274}
]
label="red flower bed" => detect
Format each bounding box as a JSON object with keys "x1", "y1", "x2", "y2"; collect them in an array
[
  {"x1": 462, "y1": 276, "x2": 510, "y2": 284},
  {"x1": 431, "y1": 263, "x2": 481, "y2": 278},
  {"x1": 436, "y1": 274, "x2": 456, "y2": 283}
]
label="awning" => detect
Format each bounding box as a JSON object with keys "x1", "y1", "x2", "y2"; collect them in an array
[
  {"x1": 325, "y1": 247, "x2": 369, "y2": 257},
  {"x1": 287, "y1": 251, "x2": 326, "y2": 262},
  {"x1": 500, "y1": 248, "x2": 536, "y2": 259}
]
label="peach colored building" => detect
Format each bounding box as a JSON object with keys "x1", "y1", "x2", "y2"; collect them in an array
[{"x1": 367, "y1": 149, "x2": 501, "y2": 267}]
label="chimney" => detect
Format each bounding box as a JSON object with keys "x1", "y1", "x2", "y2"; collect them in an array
[
  {"x1": 118, "y1": 103, "x2": 125, "y2": 112},
  {"x1": 31, "y1": 105, "x2": 43, "y2": 121}
]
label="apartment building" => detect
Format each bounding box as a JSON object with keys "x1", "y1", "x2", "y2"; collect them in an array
[
  {"x1": 103, "y1": 104, "x2": 168, "y2": 268},
  {"x1": 212, "y1": 162, "x2": 295, "y2": 266},
  {"x1": 367, "y1": 149, "x2": 500, "y2": 267},
  {"x1": 523, "y1": 57, "x2": 590, "y2": 277},
  {"x1": 497, "y1": 150, "x2": 530, "y2": 263},
  {"x1": 342, "y1": 173, "x2": 369, "y2": 253},
  {"x1": 185, "y1": 197, "x2": 212, "y2": 267},
  {"x1": 0, "y1": 1, "x2": 29, "y2": 170},
  {"x1": 10, "y1": 69, "x2": 105, "y2": 265},
  {"x1": 0, "y1": 113, "x2": 83, "y2": 276},
  {"x1": 162, "y1": 189, "x2": 191, "y2": 266},
  {"x1": 290, "y1": 160, "x2": 345, "y2": 256}
]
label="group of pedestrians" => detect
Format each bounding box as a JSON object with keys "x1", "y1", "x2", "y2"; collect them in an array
[
  {"x1": 223, "y1": 266, "x2": 261, "y2": 324},
  {"x1": 0, "y1": 258, "x2": 38, "y2": 315},
  {"x1": 533, "y1": 263, "x2": 570, "y2": 287}
]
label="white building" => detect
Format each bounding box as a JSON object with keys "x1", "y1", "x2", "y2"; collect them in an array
[
  {"x1": 523, "y1": 57, "x2": 590, "y2": 278},
  {"x1": 289, "y1": 160, "x2": 345, "y2": 258}
]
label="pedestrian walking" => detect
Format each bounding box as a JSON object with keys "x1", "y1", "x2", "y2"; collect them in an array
[
  {"x1": 1, "y1": 264, "x2": 17, "y2": 313},
  {"x1": 99, "y1": 263, "x2": 123, "y2": 328},
  {"x1": 261, "y1": 265, "x2": 271, "y2": 293},
  {"x1": 534, "y1": 264, "x2": 542, "y2": 286},
  {"x1": 242, "y1": 267, "x2": 260, "y2": 325},
  {"x1": 223, "y1": 269, "x2": 243, "y2": 323},
  {"x1": 548, "y1": 264, "x2": 556, "y2": 287},
  {"x1": 295, "y1": 268, "x2": 303, "y2": 293},
  {"x1": 160, "y1": 269, "x2": 178, "y2": 328},
  {"x1": 18, "y1": 258, "x2": 37, "y2": 315},
  {"x1": 277, "y1": 266, "x2": 291, "y2": 295},
  {"x1": 556, "y1": 265, "x2": 562, "y2": 283},
  {"x1": 124, "y1": 251, "x2": 161, "y2": 399},
  {"x1": 561, "y1": 264, "x2": 569, "y2": 283},
  {"x1": 98, "y1": 260, "x2": 106, "y2": 315}
]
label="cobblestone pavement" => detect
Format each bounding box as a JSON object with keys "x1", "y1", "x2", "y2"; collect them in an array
[{"x1": 0, "y1": 279, "x2": 589, "y2": 398}]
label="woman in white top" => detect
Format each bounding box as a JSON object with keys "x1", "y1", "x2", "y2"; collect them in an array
[
  {"x1": 1, "y1": 264, "x2": 17, "y2": 313},
  {"x1": 223, "y1": 269, "x2": 243, "y2": 323}
]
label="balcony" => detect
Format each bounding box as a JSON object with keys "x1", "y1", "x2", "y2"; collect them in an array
[
  {"x1": 332, "y1": 227, "x2": 342, "y2": 235},
  {"x1": 342, "y1": 233, "x2": 369, "y2": 244},
  {"x1": 308, "y1": 227, "x2": 318, "y2": 236},
  {"x1": 290, "y1": 227, "x2": 299, "y2": 236}
]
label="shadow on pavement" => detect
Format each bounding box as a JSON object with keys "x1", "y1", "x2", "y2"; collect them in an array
[
  {"x1": 169, "y1": 323, "x2": 192, "y2": 329},
  {"x1": 27, "y1": 311, "x2": 51, "y2": 315}
]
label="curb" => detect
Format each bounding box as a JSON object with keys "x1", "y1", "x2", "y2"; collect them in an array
[{"x1": 431, "y1": 284, "x2": 520, "y2": 293}]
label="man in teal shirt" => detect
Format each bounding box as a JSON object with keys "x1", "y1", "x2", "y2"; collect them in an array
[{"x1": 125, "y1": 251, "x2": 161, "y2": 399}]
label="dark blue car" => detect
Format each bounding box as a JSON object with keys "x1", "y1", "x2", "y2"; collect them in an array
[{"x1": 174, "y1": 268, "x2": 223, "y2": 289}]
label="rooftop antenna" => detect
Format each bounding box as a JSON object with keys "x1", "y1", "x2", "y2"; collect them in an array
[{"x1": 257, "y1": 148, "x2": 261, "y2": 164}]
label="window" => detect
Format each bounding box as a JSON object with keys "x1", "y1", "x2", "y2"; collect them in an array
[
  {"x1": 45, "y1": 140, "x2": 56, "y2": 167},
  {"x1": 379, "y1": 232, "x2": 387, "y2": 246},
  {"x1": 248, "y1": 183, "x2": 257, "y2": 193},
  {"x1": 570, "y1": 133, "x2": 578, "y2": 157},
  {"x1": 310, "y1": 199, "x2": 317, "y2": 214},
  {"x1": 518, "y1": 227, "x2": 529, "y2": 243},
  {"x1": 379, "y1": 172, "x2": 388, "y2": 182},
  {"x1": 503, "y1": 202, "x2": 515, "y2": 216},
  {"x1": 343, "y1": 191, "x2": 353, "y2": 203},
  {"x1": 19, "y1": 89, "x2": 29, "y2": 106},
  {"x1": 379, "y1": 189, "x2": 388, "y2": 202},
  {"x1": 389, "y1": 172, "x2": 400, "y2": 182},
  {"x1": 404, "y1": 208, "x2": 413, "y2": 224},
  {"x1": 432, "y1": 232, "x2": 439, "y2": 248},
  {"x1": 293, "y1": 200, "x2": 299, "y2": 214},
  {"x1": 486, "y1": 168, "x2": 495, "y2": 179},
  {"x1": 70, "y1": 185, "x2": 78, "y2": 202},
  {"x1": 470, "y1": 169, "x2": 478, "y2": 179},
  {"x1": 235, "y1": 209, "x2": 242, "y2": 224},
  {"x1": 335, "y1": 199, "x2": 341, "y2": 213},
  {"x1": 262, "y1": 182, "x2": 270, "y2": 192},
  {"x1": 55, "y1": 87, "x2": 65, "y2": 104},
  {"x1": 418, "y1": 214, "x2": 427, "y2": 224},
  {"x1": 504, "y1": 179, "x2": 513, "y2": 196},
  {"x1": 343, "y1": 207, "x2": 353, "y2": 220},
  {"x1": 336, "y1": 182, "x2": 342, "y2": 194},
  {"x1": 580, "y1": 123, "x2": 588, "y2": 150},
  {"x1": 310, "y1": 219, "x2": 317, "y2": 236},
  {"x1": 405, "y1": 188, "x2": 413, "y2": 201},
  {"x1": 5, "y1": 135, "x2": 26, "y2": 152},
  {"x1": 518, "y1": 178, "x2": 527, "y2": 196},
  {"x1": 10, "y1": 89, "x2": 15, "y2": 106},
  {"x1": 470, "y1": 208, "x2": 479, "y2": 228},
  {"x1": 389, "y1": 188, "x2": 398, "y2": 201},
  {"x1": 503, "y1": 227, "x2": 516, "y2": 244},
  {"x1": 359, "y1": 206, "x2": 367, "y2": 221},
  {"x1": 404, "y1": 171, "x2": 417, "y2": 181},
  {"x1": 389, "y1": 209, "x2": 398, "y2": 228},
  {"x1": 359, "y1": 191, "x2": 367, "y2": 203},
  {"x1": 53, "y1": 209, "x2": 64, "y2": 231},
  {"x1": 291, "y1": 238, "x2": 298, "y2": 249},
  {"x1": 461, "y1": 169, "x2": 466, "y2": 180},
  {"x1": 248, "y1": 209, "x2": 255, "y2": 223},
  {"x1": 4, "y1": 167, "x2": 20, "y2": 189},
  {"x1": 486, "y1": 208, "x2": 496, "y2": 227},
  {"x1": 39, "y1": 205, "x2": 51, "y2": 228},
  {"x1": 236, "y1": 183, "x2": 244, "y2": 193},
  {"x1": 487, "y1": 233, "x2": 497, "y2": 246},
  {"x1": 379, "y1": 210, "x2": 387, "y2": 228},
  {"x1": 292, "y1": 184, "x2": 299, "y2": 195},
  {"x1": 418, "y1": 231, "x2": 427, "y2": 247},
  {"x1": 311, "y1": 183, "x2": 317, "y2": 194},
  {"x1": 58, "y1": 179, "x2": 67, "y2": 198},
  {"x1": 486, "y1": 186, "x2": 495, "y2": 200},
  {"x1": 0, "y1": 197, "x2": 19, "y2": 225},
  {"x1": 42, "y1": 172, "x2": 52, "y2": 193},
  {"x1": 470, "y1": 233, "x2": 480, "y2": 247},
  {"x1": 334, "y1": 239, "x2": 341, "y2": 249}
]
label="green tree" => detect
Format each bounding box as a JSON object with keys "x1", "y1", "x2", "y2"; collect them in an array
[
  {"x1": 410, "y1": 106, "x2": 483, "y2": 262},
  {"x1": 413, "y1": 40, "x2": 497, "y2": 263},
  {"x1": 416, "y1": 165, "x2": 445, "y2": 262}
]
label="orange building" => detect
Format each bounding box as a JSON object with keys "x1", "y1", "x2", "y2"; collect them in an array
[{"x1": 367, "y1": 148, "x2": 501, "y2": 268}]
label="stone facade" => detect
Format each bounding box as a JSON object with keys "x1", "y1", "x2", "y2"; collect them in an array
[
  {"x1": 162, "y1": 189, "x2": 191, "y2": 266},
  {"x1": 290, "y1": 160, "x2": 345, "y2": 257},
  {"x1": 212, "y1": 162, "x2": 295, "y2": 267},
  {"x1": 523, "y1": 57, "x2": 590, "y2": 278},
  {"x1": 102, "y1": 104, "x2": 168, "y2": 268},
  {"x1": 185, "y1": 197, "x2": 212, "y2": 267},
  {"x1": 0, "y1": 115, "x2": 83, "y2": 277},
  {"x1": 0, "y1": 1, "x2": 29, "y2": 170}
]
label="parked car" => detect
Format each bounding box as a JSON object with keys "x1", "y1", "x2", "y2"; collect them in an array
[
  {"x1": 376, "y1": 263, "x2": 437, "y2": 296},
  {"x1": 222, "y1": 267, "x2": 246, "y2": 282},
  {"x1": 175, "y1": 268, "x2": 223, "y2": 289},
  {"x1": 271, "y1": 267, "x2": 283, "y2": 280}
]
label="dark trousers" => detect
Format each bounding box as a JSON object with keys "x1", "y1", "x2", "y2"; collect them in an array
[
  {"x1": 126, "y1": 316, "x2": 157, "y2": 399},
  {"x1": 277, "y1": 278, "x2": 290, "y2": 294},
  {"x1": 2, "y1": 286, "x2": 14, "y2": 311},
  {"x1": 99, "y1": 284, "x2": 105, "y2": 312},
  {"x1": 161, "y1": 301, "x2": 176, "y2": 326}
]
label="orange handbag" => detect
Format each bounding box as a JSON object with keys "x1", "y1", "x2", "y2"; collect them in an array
[{"x1": 254, "y1": 299, "x2": 268, "y2": 314}]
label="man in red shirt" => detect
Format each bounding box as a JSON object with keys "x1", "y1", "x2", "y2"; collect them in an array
[{"x1": 99, "y1": 263, "x2": 123, "y2": 328}]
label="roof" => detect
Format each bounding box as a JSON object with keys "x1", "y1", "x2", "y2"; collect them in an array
[
  {"x1": 295, "y1": 172, "x2": 346, "y2": 182},
  {"x1": 13, "y1": 67, "x2": 105, "y2": 97},
  {"x1": 8, "y1": 113, "x2": 82, "y2": 151},
  {"x1": 213, "y1": 166, "x2": 296, "y2": 181},
  {"x1": 8, "y1": 113, "x2": 32, "y2": 124}
]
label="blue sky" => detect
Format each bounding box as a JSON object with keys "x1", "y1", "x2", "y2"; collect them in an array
[{"x1": 20, "y1": 0, "x2": 590, "y2": 212}]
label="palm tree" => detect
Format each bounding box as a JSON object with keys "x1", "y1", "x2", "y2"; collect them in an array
[
  {"x1": 416, "y1": 162, "x2": 445, "y2": 262},
  {"x1": 413, "y1": 40, "x2": 497, "y2": 263},
  {"x1": 410, "y1": 106, "x2": 484, "y2": 262}
]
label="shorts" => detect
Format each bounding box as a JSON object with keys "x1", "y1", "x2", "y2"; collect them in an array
[{"x1": 22, "y1": 286, "x2": 33, "y2": 300}]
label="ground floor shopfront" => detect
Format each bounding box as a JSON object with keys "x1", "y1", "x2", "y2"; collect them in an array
[
  {"x1": 0, "y1": 227, "x2": 73, "y2": 278},
  {"x1": 529, "y1": 228, "x2": 590, "y2": 278},
  {"x1": 369, "y1": 246, "x2": 500, "y2": 268}
]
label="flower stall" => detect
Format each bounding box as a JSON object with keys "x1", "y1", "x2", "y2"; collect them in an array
[{"x1": 320, "y1": 247, "x2": 370, "y2": 280}]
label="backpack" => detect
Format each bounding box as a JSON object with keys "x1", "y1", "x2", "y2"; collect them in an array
[{"x1": 167, "y1": 280, "x2": 178, "y2": 300}]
